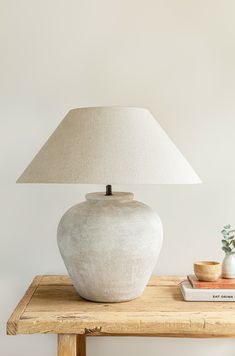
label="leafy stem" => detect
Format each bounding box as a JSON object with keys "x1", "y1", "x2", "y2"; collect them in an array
[{"x1": 221, "y1": 224, "x2": 235, "y2": 255}]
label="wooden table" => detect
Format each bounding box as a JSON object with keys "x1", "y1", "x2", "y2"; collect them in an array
[{"x1": 7, "y1": 275, "x2": 235, "y2": 356}]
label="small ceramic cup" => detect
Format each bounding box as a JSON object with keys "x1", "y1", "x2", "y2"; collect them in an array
[{"x1": 194, "y1": 261, "x2": 221, "y2": 281}]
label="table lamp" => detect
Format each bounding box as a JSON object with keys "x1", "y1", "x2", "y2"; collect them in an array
[{"x1": 17, "y1": 107, "x2": 201, "y2": 302}]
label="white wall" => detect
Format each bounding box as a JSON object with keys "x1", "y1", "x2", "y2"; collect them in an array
[{"x1": 1, "y1": 0, "x2": 235, "y2": 355}]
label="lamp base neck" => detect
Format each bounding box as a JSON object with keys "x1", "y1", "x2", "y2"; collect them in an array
[{"x1": 85, "y1": 191, "x2": 134, "y2": 202}]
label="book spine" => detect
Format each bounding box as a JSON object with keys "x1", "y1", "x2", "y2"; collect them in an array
[
  {"x1": 186, "y1": 294, "x2": 235, "y2": 301},
  {"x1": 181, "y1": 289, "x2": 235, "y2": 301}
]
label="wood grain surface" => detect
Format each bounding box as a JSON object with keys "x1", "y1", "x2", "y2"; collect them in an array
[
  {"x1": 7, "y1": 275, "x2": 235, "y2": 338},
  {"x1": 57, "y1": 334, "x2": 86, "y2": 356}
]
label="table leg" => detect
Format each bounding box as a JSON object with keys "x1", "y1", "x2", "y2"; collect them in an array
[
  {"x1": 58, "y1": 334, "x2": 86, "y2": 356},
  {"x1": 77, "y1": 335, "x2": 86, "y2": 356}
]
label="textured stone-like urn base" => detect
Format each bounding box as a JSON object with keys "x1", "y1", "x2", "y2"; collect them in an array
[{"x1": 57, "y1": 192, "x2": 163, "y2": 302}]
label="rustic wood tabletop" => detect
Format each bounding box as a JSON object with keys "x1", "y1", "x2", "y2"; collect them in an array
[{"x1": 7, "y1": 275, "x2": 235, "y2": 355}]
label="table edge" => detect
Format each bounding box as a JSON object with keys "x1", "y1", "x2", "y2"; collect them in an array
[
  {"x1": 7, "y1": 275, "x2": 43, "y2": 335},
  {"x1": 9, "y1": 274, "x2": 235, "y2": 338}
]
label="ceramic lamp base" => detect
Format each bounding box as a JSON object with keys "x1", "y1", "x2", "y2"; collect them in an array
[{"x1": 57, "y1": 191, "x2": 163, "y2": 302}]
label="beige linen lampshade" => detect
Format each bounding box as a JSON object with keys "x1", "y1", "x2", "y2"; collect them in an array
[{"x1": 17, "y1": 106, "x2": 201, "y2": 184}]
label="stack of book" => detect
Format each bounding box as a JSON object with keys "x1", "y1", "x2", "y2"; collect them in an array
[{"x1": 180, "y1": 275, "x2": 235, "y2": 301}]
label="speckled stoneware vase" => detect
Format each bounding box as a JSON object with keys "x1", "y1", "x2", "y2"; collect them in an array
[
  {"x1": 57, "y1": 191, "x2": 163, "y2": 302},
  {"x1": 222, "y1": 254, "x2": 235, "y2": 278}
]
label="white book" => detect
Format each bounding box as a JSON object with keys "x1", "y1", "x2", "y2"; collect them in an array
[{"x1": 180, "y1": 280, "x2": 235, "y2": 301}]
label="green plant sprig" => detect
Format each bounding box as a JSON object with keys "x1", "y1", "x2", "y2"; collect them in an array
[{"x1": 221, "y1": 224, "x2": 235, "y2": 255}]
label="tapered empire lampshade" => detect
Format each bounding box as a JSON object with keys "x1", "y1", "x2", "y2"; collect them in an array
[{"x1": 18, "y1": 107, "x2": 201, "y2": 302}]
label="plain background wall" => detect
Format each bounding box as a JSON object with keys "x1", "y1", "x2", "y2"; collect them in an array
[{"x1": 1, "y1": 0, "x2": 235, "y2": 355}]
